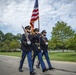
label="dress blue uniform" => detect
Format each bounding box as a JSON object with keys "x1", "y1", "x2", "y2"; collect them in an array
[
  {"x1": 32, "y1": 28, "x2": 47, "y2": 72},
  {"x1": 40, "y1": 35, "x2": 53, "y2": 69},
  {"x1": 19, "y1": 34, "x2": 34, "y2": 73},
  {"x1": 36, "y1": 30, "x2": 54, "y2": 70},
  {"x1": 19, "y1": 26, "x2": 36, "y2": 75}
]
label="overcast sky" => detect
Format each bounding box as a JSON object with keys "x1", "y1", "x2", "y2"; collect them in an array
[{"x1": 0, "y1": 0, "x2": 76, "y2": 39}]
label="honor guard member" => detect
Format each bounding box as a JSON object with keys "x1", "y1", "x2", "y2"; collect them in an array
[
  {"x1": 19, "y1": 26, "x2": 36, "y2": 75},
  {"x1": 32, "y1": 28, "x2": 48, "y2": 72},
  {"x1": 36, "y1": 30, "x2": 54, "y2": 70}
]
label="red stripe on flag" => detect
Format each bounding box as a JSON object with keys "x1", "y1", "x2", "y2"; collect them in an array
[
  {"x1": 30, "y1": 17, "x2": 39, "y2": 22},
  {"x1": 33, "y1": 9, "x2": 39, "y2": 12},
  {"x1": 30, "y1": 0, "x2": 39, "y2": 29},
  {"x1": 31, "y1": 12, "x2": 39, "y2": 16},
  {"x1": 30, "y1": 23, "x2": 34, "y2": 28}
]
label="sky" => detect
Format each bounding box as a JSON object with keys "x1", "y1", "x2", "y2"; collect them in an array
[{"x1": 0, "y1": 0, "x2": 76, "y2": 39}]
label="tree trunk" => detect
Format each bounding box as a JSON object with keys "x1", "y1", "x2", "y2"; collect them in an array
[{"x1": 62, "y1": 49, "x2": 64, "y2": 52}]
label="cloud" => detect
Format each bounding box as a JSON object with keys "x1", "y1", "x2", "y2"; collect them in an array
[
  {"x1": 0, "y1": 0, "x2": 34, "y2": 34},
  {"x1": 0, "y1": 0, "x2": 76, "y2": 39}
]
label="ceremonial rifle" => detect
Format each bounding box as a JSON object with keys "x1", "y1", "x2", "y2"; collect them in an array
[{"x1": 22, "y1": 26, "x2": 29, "y2": 41}]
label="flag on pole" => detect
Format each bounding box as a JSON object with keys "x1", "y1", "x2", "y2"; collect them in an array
[{"x1": 30, "y1": 0, "x2": 39, "y2": 29}]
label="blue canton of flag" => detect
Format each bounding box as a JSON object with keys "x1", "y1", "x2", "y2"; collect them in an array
[{"x1": 34, "y1": 0, "x2": 38, "y2": 8}]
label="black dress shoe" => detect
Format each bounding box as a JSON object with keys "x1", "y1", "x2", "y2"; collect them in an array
[
  {"x1": 42, "y1": 68, "x2": 48, "y2": 72},
  {"x1": 49, "y1": 67, "x2": 55, "y2": 70},
  {"x1": 18, "y1": 68, "x2": 23, "y2": 72},
  {"x1": 30, "y1": 72, "x2": 36, "y2": 75},
  {"x1": 36, "y1": 65, "x2": 40, "y2": 68}
]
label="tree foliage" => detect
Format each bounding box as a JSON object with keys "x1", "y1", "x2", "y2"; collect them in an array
[
  {"x1": 66, "y1": 33, "x2": 76, "y2": 52},
  {"x1": 0, "y1": 30, "x2": 4, "y2": 42},
  {"x1": 0, "y1": 30, "x2": 21, "y2": 52},
  {"x1": 49, "y1": 21, "x2": 75, "y2": 51}
]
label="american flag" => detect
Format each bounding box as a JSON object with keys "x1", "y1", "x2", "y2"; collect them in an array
[{"x1": 30, "y1": 0, "x2": 39, "y2": 29}]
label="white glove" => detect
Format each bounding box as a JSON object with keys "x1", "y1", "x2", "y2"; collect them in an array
[
  {"x1": 45, "y1": 42, "x2": 48, "y2": 45},
  {"x1": 27, "y1": 41, "x2": 31, "y2": 45}
]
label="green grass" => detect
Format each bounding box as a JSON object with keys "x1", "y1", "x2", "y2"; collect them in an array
[
  {"x1": 48, "y1": 52, "x2": 76, "y2": 62},
  {"x1": 0, "y1": 52, "x2": 76, "y2": 62},
  {"x1": 0, "y1": 52, "x2": 21, "y2": 57}
]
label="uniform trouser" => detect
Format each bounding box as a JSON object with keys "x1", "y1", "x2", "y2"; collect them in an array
[
  {"x1": 32, "y1": 51, "x2": 46, "y2": 70},
  {"x1": 37, "y1": 50, "x2": 52, "y2": 68},
  {"x1": 19, "y1": 51, "x2": 33, "y2": 72}
]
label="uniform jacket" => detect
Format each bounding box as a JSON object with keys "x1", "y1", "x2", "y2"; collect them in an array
[
  {"x1": 20, "y1": 34, "x2": 33, "y2": 52},
  {"x1": 32, "y1": 34, "x2": 41, "y2": 52},
  {"x1": 40, "y1": 36, "x2": 48, "y2": 52}
]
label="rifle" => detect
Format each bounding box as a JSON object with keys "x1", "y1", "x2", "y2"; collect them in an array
[
  {"x1": 41, "y1": 35, "x2": 48, "y2": 45},
  {"x1": 22, "y1": 26, "x2": 29, "y2": 41}
]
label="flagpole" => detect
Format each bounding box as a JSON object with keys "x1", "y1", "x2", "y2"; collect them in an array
[
  {"x1": 38, "y1": 0, "x2": 40, "y2": 32},
  {"x1": 38, "y1": 18, "x2": 40, "y2": 31}
]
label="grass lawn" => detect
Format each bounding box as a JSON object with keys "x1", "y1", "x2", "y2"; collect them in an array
[
  {"x1": 0, "y1": 52, "x2": 21, "y2": 57},
  {"x1": 48, "y1": 52, "x2": 76, "y2": 62},
  {"x1": 0, "y1": 52, "x2": 76, "y2": 62}
]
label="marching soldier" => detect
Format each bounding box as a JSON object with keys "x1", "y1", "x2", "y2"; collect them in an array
[
  {"x1": 36, "y1": 30, "x2": 54, "y2": 70},
  {"x1": 32, "y1": 28, "x2": 48, "y2": 72},
  {"x1": 18, "y1": 26, "x2": 36, "y2": 75}
]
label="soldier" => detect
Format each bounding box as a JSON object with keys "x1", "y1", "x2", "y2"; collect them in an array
[
  {"x1": 18, "y1": 26, "x2": 36, "y2": 75},
  {"x1": 32, "y1": 28, "x2": 48, "y2": 72},
  {"x1": 36, "y1": 30, "x2": 54, "y2": 70}
]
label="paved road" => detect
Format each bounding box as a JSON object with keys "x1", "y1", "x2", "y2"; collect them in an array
[{"x1": 0, "y1": 55, "x2": 76, "y2": 75}]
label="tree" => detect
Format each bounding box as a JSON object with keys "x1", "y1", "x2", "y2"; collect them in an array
[
  {"x1": 50, "y1": 21, "x2": 75, "y2": 52},
  {"x1": 13, "y1": 33, "x2": 22, "y2": 40},
  {"x1": 3, "y1": 40, "x2": 11, "y2": 51},
  {"x1": 16, "y1": 33, "x2": 22, "y2": 40},
  {"x1": 0, "y1": 31, "x2": 21, "y2": 52},
  {"x1": 48, "y1": 37, "x2": 58, "y2": 50},
  {"x1": 66, "y1": 33, "x2": 76, "y2": 52},
  {"x1": 0, "y1": 30, "x2": 4, "y2": 42},
  {"x1": 4, "y1": 33, "x2": 14, "y2": 41},
  {"x1": 10, "y1": 39, "x2": 20, "y2": 51},
  {"x1": 0, "y1": 40, "x2": 11, "y2": 52}
]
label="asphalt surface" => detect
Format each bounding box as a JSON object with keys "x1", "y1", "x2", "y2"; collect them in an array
[{"x1": 0, "y1": 55, "x2": 76, "y2": 75}]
